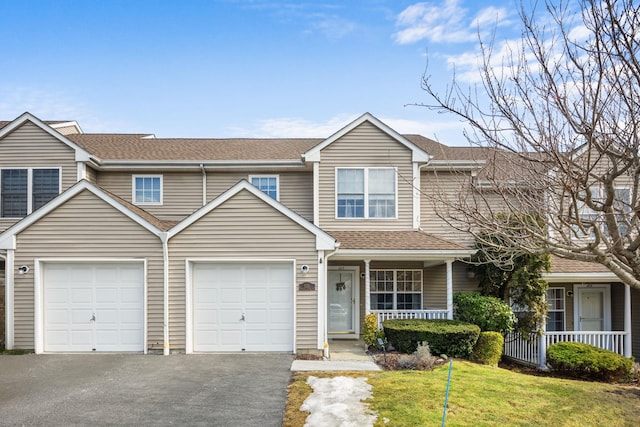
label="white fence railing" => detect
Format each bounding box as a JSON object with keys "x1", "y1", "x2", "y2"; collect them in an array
[
  {"x1": 372, "y1": 309, "x2": 449, "y2": 328},
  {"x1": 504, "y1": 331, "x2": 629, "y2": 369}
]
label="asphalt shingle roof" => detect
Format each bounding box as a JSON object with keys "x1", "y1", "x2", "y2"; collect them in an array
[{"x1": 327, "y1": 230, "x2": 469, "y2": 251}]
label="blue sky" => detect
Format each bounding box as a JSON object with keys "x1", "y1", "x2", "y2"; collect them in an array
[{"x1": 0, "y1": 0, "x2": 521, "y2": 144}]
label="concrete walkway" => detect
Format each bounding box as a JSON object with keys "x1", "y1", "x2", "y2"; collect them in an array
[{"x1": 291, "y1": 340, "x2": 381, "y2": 371}]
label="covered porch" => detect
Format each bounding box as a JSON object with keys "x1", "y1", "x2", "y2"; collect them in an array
[
  {"x1": 504, "y1": 261, "x2": 634, "y2": 368},
  {"x1": 324, "y1": 230, "x2": 475, "y2": 341}
]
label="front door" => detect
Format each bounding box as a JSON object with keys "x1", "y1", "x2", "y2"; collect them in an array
[
  {"x1": 575, "y1": 285, "x2": 610, "y2": 331},
  {"x1": 328, "y1": 269, "x2": 358, "y2": 336}
]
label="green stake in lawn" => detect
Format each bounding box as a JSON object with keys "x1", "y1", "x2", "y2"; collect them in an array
[{"x1": 442, "y1": 359, "x2": 453, "y2": 427}]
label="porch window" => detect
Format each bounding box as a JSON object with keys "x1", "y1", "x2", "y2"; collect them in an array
[
  {"x1": 546, "y1": 287, "x2": 565, "y2": 332},
  {"x1": 370, "y1": 269, "x2": 422, "y2": 310},
  {"x1": 1, "y1": 168, "x2": 60, "y2": 218},
  {"x1": 336, "y1": 167, "x2": 396, "y2": 218}
]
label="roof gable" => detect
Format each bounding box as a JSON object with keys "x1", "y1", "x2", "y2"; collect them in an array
[
  {"x1": 0, "y1": 112, "x2": 92, "y2": 162},
  {"x1": 0, "y1": 180, "x2": 165, "y2": 249},
  {"x1": 168, "y1": 180, "x2": 337, "y2": 250},
  {"x1": 303, "y1": 113, "x2": 430, "y2": 163}
]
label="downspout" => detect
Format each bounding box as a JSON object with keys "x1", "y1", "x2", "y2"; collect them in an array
[
  {"x1": 162, "y1": 233, "x2": 170, "y2": 355},
  {"x1": 320, "y1": 245, "x2": 340, "y2": 357},
  {"x1": 200, "y1": 164, "x2": 207, "y2": 206}
]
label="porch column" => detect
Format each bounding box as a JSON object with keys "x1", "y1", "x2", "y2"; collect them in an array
[
  {"x1": 538, "y1": 319, "x2": 548, "y2": 370},
  {"x1": 624, "y1": 284, "x2": 632, "y2": 358},
  {"x1": 446, "y1": 260, "x2": 453, "y2": 319},
  {"x1": 364, "y1": 259, "x2": 371, "y2": 314}
]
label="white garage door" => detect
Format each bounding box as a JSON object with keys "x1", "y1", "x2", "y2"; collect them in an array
[
  {"x1": 44, "y1": 262, "x2": 144, "y2": 352},
  {"x1": 192, "y1": 262, "x2": 294, "y2": 352}
]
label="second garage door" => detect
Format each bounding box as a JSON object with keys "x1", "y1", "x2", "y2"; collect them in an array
[{"x1": 192, "y1": 262, "x2": 294, "y2": 352}]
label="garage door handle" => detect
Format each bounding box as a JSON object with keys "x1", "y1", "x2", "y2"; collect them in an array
[
  {"x1": 90, "y1": 313, "x2": 96, "y2": 322},
  {"x1": 240, "y1": 313, "x2": 245, "y2": 321}
]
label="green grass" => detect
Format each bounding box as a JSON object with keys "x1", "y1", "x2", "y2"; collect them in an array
[{"x1": 285, "y1": 361, "x2": 640, "y2": 427}]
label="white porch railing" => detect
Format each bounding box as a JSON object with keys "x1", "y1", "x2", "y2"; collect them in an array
[
  {"x1": 372, "y1": 309, "x2": 449, "y2": 328},
  {"x1": 504, "y1": 331, "x2": 630, "y2": 369}
]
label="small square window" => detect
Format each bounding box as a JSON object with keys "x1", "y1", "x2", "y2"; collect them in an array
[
  {"x1": 133, "y1": 175, "x2": 162, "y2": 205},
  {"x1": 250, "y1": 175, "x2": 279, "y2": 200}
]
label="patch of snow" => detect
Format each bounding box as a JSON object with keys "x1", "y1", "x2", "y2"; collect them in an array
[{"x1": 301, "y1": 376, "x2": 378, "y2": 427}]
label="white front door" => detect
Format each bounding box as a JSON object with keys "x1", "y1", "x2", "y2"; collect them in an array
[
  {"x1": 575, "y1": 284, "x2": 611, "y2": 331},
  {"x1": 327, "y1": 269, "x2": 358, "y2": 336}
]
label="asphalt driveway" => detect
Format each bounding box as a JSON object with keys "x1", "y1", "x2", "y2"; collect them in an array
[{"x1": 0, "y1": 353, "x2": 293, "y2": 426}]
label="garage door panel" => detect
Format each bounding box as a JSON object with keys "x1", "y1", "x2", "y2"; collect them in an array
[
  {"x1": 44, "y1": 263, "x2": 144, "y2": 353},
  {"x1": 193, "y1": 262, "x2": 293, "y2": 352}
]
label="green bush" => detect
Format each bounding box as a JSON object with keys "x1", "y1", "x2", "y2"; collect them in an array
[
  {"x1": 383, "y1": 319, "x2": 480, "y2": 358},
  {"x1": 472, "y1": 331, "x2": 504, "y2": 366},
  {"x1": 453, "y1": 292, "x2": 516, "y2": 334},
  {"x1": 547, "y1": 342, "x2": 634, "y2": 382},
  {"x1": 362, "y1": 313, "x2": 385, "y2": 348}
]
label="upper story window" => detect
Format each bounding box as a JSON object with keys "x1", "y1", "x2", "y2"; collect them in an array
[
  {"x1": 336, "y1": 167, "x2": 396, "y2": 219},
  {"x1": 576, "y1": 186, "x2": 631, "y2": 238},
  {"x1": 250, "y1": 175, "x2": 279, "y2": 200},
  {"x1": 0, "y1": 168, "x2": 61, "y2": 218},
  {"x1": 133, "y1": 175, "x2": 162, "y2": 205}
]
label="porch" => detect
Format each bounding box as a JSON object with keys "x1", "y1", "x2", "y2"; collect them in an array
[{"x1": 504, "y1": 330, "x2": 631, "y2": 369}]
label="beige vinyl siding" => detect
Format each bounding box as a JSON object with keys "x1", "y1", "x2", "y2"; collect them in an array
[
  {"x1": 11, "y1": 190, "x2": 164, "y2": 351},
  {"x1": 51, "y1": 124, "x2": 80, "y2": 135},
  {"x1": 318, "y1": 122, "x2": 414, "y2": 229},
  {"x1": 0, "y1": 122, "x2": 78, "y2": 232},
  {"x1": 423, "y1": 261, "x2": 477, "y2": 308},
  {"x1": 206, "y1": 171, "x2": 313, "y2": 221},
  {"x1": 168, "y1": 189, "x2": 319, "y2": 351},
  {"x1": 420, "y1": 170, "x2": 475, "y2": 246},
  {"x1": 85, "y1": 166, "x2": 98, "y2": 183},
  {"x1": 96, "y1": 171, "x2": 203, "y2": 221}
]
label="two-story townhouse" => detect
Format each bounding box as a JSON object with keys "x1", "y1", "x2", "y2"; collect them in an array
[{"x1": 0, "y1": 112, "x2": 637, "y2": 364}]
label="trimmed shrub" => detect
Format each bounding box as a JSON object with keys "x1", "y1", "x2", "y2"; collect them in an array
[
  {"x1": 547, "y1": 342, "x2": 634, "y2": 382},
  {"x1": 383, "y1": 319, "x2": 480, "y2": 358},
  {"x1": 453, "y1": 292, "x2": 516, "y2": 335},
  {"x1": 362, "y1": 313, "x2": 385, "y2": 348},
  {"x1": 472, "y1": 331, "x2": 504, "y2": 366}
]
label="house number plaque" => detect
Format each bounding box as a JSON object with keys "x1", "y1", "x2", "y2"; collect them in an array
[{"x1": 299, "y1": 282, "x2": 316, "y2": 291}]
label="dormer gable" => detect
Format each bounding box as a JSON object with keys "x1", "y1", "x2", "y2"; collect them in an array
[
  {"x1": 303, "y1": 112, "x2": 430, "y2": 163},
  {"x1": 0, "y1": 112, "x2": 91, "y2": 162}
]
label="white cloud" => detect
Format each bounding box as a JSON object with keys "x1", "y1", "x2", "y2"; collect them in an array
[
  {"x1": 393, "y1": 0, "x2": 511, "y2": 45},
  {"x1": 227, "y1": 113, "x2": 469, "y2": 145}
]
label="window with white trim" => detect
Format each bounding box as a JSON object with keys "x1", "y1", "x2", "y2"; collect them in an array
[
  {"x1": 370, "y1": 269, "x2": 422, "y2": 310},
  {"x1": 250, "y1": 175, "x2": 279, "y2": 200},
  {"x1": 336, "y1": 167, "x2": 396, "y2": 218},
  {"x1": 0, "y1": 168, "x2": 60, "y2": 218},
  {"x1": 133, "y1": 175, "x2": 162, "y2": 205},
  {"x1": 575, "y1": 186, "x2": 632, "y2": 238},
  {"x1": 546, "y1": 287, "x2": 565, "y2": 331}
]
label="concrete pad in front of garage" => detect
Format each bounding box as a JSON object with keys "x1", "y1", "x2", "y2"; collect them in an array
[{"x1": 0, "y1": 353, "x2": 293, "y2": 426}]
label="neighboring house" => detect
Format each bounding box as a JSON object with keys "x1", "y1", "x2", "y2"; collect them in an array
[{"x1": 0, "y1": 112, "x2": 636, "y2": 364}]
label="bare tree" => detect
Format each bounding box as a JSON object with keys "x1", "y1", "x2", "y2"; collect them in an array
[{"x1": 421, "y1": 0, "x2": 640, "y2": 290}]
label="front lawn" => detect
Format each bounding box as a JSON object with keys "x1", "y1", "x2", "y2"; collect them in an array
[{"x1": 285, "y1": 361, "x2": 640, "y2": 426}]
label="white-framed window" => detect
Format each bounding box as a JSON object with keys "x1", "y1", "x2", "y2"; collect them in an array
[
  {"x1": 575, "y1": 186, "x2": 632, "y2": 238},
  {"x1": 249, "y1": 175, "x2": 279, "y2": 200},
  {"x1": 546, "y1": 287, "x2": 565, "y2": 331},
  {"x1": 336, "y1": 167, "x2": 396, "y2": 219},
  {"x1": 132, "y1": 175, "x2": 162, "y2": 205},
  {"x1": 0, "y1": 167, "x2": 61, "y2": 218},
  {"x1": 370, "y1": 269, "x2": 422, "y2": 310}
]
